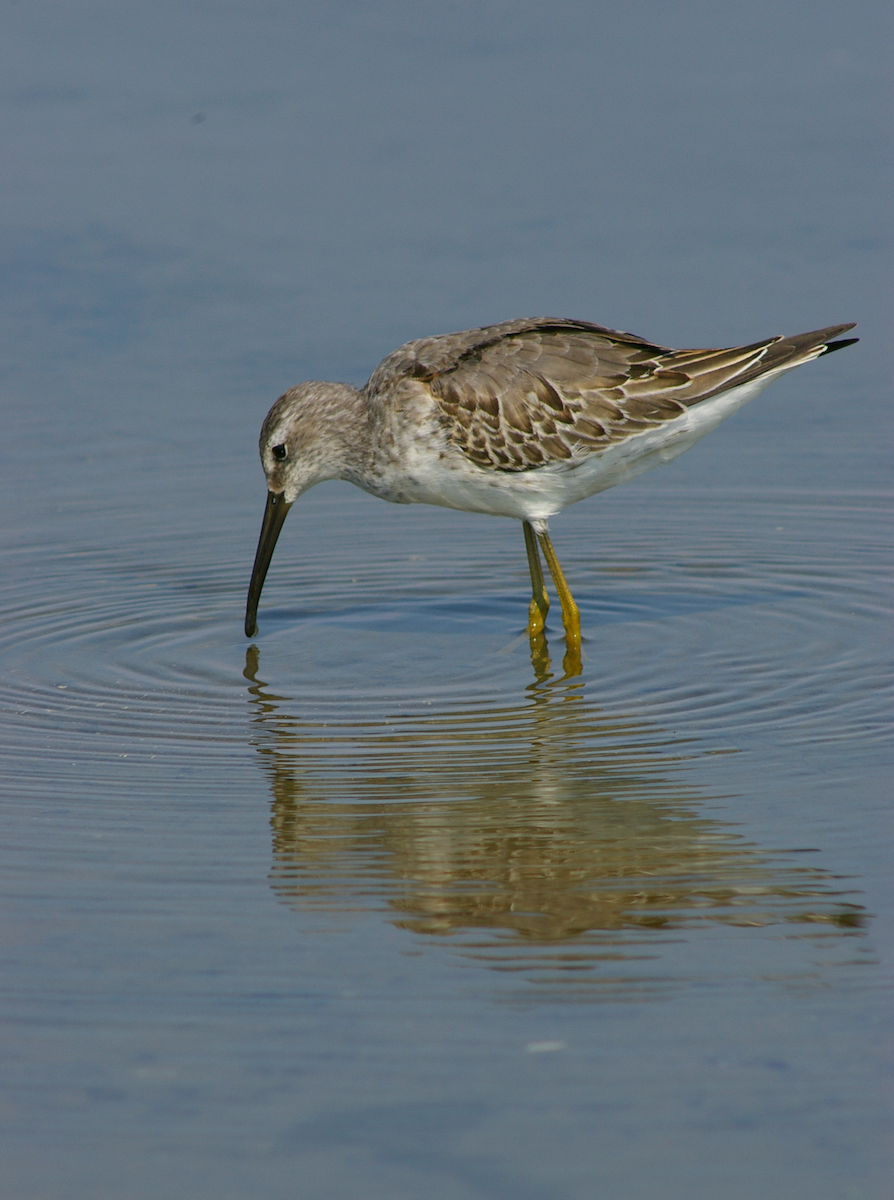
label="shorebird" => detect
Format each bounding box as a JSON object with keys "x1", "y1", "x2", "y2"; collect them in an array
[{"x1": 244, "y1": 317, "x2": 857, "y2": 670}]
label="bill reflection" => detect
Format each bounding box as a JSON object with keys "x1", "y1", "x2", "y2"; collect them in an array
[{"x1": 245, "y1": 649, "x2": 866, "y2": 997}]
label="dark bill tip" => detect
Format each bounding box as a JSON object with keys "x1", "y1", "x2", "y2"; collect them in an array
[{"x1": 245, "y1": 490, "x2": 292, "y2": 637}]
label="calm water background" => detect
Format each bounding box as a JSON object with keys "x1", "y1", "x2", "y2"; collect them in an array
[{"x1": 1, "y1": 3, "x2": 892, "y2": 1197}]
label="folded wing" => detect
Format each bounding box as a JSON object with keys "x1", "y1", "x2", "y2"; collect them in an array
[{"x1": 366, "y1": 318, "x2": 856, "y2": 472}]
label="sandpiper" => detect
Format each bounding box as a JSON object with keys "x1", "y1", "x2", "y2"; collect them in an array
[{"x1": 244, "y1": 317, "x2": 857, "y2": 670}]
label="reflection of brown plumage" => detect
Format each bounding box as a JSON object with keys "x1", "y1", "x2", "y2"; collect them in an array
[{"x1": 246, "y1": 650, "x2": 864, "y2": 986}]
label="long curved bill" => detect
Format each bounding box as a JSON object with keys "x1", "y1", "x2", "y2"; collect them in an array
[{"x1": 245, "y1": 490, "x2": 293, "y2": 637}]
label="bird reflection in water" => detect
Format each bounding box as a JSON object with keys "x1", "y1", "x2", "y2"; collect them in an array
[{"x1": 244, "y1": 648, "x2": 866, "y2": 998}]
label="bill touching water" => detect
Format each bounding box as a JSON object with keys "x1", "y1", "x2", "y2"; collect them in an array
[{"x1": 245, "y1": 319, "x2": 857, "y2": 679}]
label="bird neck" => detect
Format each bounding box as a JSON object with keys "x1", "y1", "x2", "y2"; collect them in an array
[{"x1": 313, "y1": 382, "x2": 371, "y2": 478}]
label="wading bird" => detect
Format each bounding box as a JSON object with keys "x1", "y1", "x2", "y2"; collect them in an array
[{"x1": 245, "y1": 317, "x2": 857, "y2": 674}]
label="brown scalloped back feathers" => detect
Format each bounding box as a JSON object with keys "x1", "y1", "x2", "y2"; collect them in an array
[{"x1": 365, "y1": 318, "x2": 857, "y2": 473}]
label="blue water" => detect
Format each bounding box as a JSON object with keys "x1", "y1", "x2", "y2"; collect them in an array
[{"x1": 1, "y1": 4, "x2": 891, "y2": 1197}]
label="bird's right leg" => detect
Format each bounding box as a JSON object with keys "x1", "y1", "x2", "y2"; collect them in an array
[
  {"x1": 523, "y1": 521, "x2": 550, "y2": 636},
  {"x1": 532, "y1": 522, "x2": 582, "y2": 678}
]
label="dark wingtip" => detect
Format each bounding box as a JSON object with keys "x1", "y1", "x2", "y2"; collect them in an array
[{"x1": 820, "y1": 337, "x2": 859, "y2": 357}]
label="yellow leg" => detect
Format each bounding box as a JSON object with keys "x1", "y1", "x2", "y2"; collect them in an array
[
  {"x1": 523, "y1": 521, "x2": 550, "y2": 636},
  {"x1": 536, "y1": 528, "x2": 582, "y2": 675}
]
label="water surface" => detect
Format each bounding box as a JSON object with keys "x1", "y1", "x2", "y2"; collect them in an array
[{"x1": 1, "y1": 3, "x2": 891, "y2": 1198}]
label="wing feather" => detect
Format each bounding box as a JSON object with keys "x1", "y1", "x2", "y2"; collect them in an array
[{"x1": 364, "y1": 319, "x2": 856, "y2": 473}]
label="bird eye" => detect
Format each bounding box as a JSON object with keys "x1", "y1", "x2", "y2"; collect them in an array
[{"x1": 271, "y1": 444, "x2": 287, "y2": 461}]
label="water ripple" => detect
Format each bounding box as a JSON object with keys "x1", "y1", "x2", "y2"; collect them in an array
[{"x1": 0, "y1": 489, "x2": 890, "y2": 789}]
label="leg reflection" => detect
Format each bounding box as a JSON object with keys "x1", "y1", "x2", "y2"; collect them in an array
[{"x1": 528, "y1": 625, "x2": 553, "y2": 683}]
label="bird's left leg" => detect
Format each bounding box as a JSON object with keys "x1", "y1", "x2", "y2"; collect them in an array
[
  {"x1": 523, "y1": 520, "x2": 550, "y2": 636},
  {"x1": 534, "y1": 522, "x2": 581, "y2": 667}
]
